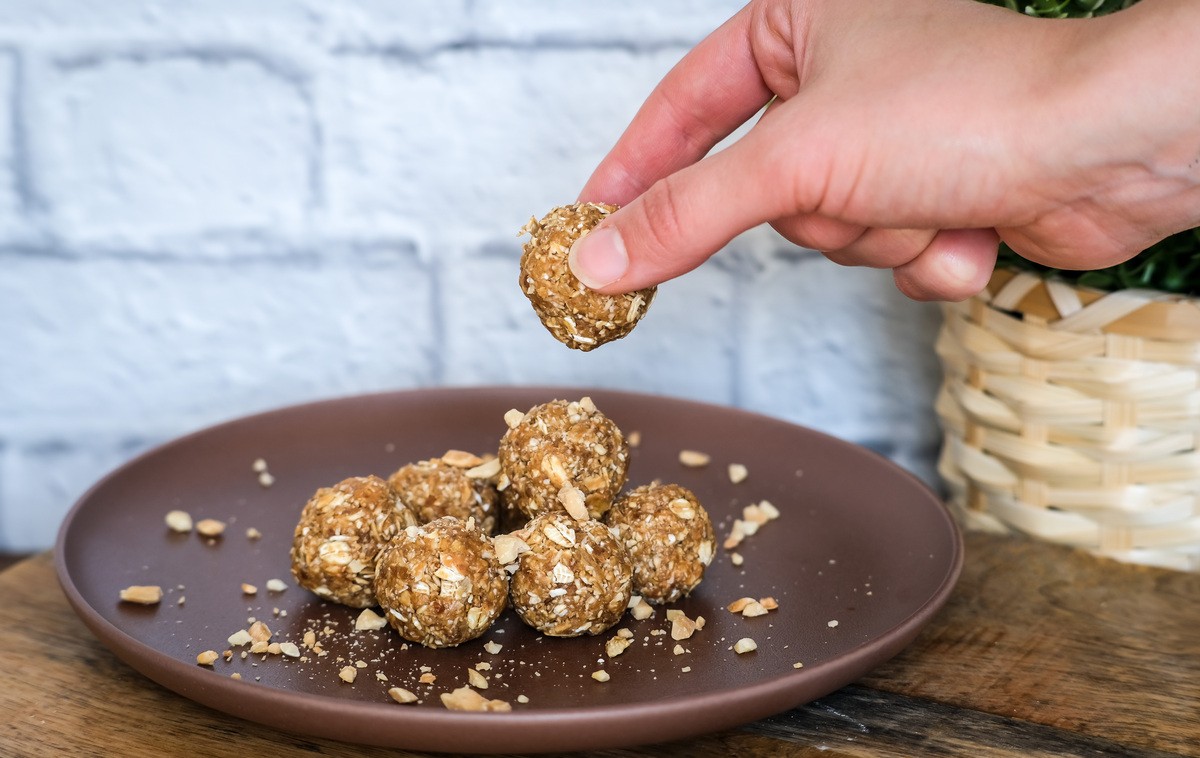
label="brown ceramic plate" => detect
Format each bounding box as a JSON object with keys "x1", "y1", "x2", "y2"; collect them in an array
[{"x1": 56, "y1": 386, "x2": 961, "y2": 753}]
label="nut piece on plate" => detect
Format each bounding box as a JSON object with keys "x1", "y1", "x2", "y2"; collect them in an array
[
  {"x1": 387, "y1": 456, "x2": 498, "y2": 535},
  {"x1": 498, "y1": 398, "x2": 628, "y2": 520},
  {"x1": 519, "y1": 202, "x2": 656, "y2": 351},
  {"x1": 605, "y1": 483, "x2": 715, "y2": 605},
  {"x1": 290, "y1": 475, "x2": 418, "y2": 608},
  {"x1": 509, "y1": 512, "x2": 633, "y2": 637},
  {"x1": 374, "y1": 517, "x2": 509, "y2": 648}
]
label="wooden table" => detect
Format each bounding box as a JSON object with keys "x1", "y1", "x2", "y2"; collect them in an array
[{"x1": 2, "y1": 532, "x2": 1196, "y2": 757}]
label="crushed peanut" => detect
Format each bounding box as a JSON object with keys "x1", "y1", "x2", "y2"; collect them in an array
[
  {"x1": 196, "y1": 650, "x2": 219, "y2": 666},
  {"x1": 464, "y1": 457, "x2": 501, "y2": 479},
  {"x1": 591, "y1": 670, "x2": 610, "y2": 682},
  {"x1": 557, "y1": 483, "x2": 589, "y2": 521},
  {"x1": 678, "y1": 450, "x2": 711, "y2": 468},
  {"x1": 440, "y1": 686, "x2": 511, "y2": 712},
  {"x1": 245, "y1": 527, "x2": 262, "y2": 540},
  {"x1": 258, "y1": 471, "x2": 275, "y2": 488},
  {"x1": 266, "y1": 579, "x2": 287, "y2": 592},
  {"x1": 241, "y1": 583, "x2": 257, "y2": 595},
  {"x1": 741, "y1": 601, "x2": 769, "y2": 618},
  {"x1": 164, "y1": 510, "x2": 193, "y2": 533},
  {"x1": 727, "y1": 597, "x2": 755, "y2": 614},
  {"x1": 441, "y1": 449, "x2": 484, "y2": 468},
  {"x1": 339, "y1": 666, "x2": 357, "y2": 683},
  {"x1": 734, "y1": 638, "x2": 758, "y2": 654},
  {"x1": 630, "y1": 598, "x2": 654, "y2": 621},
  {"x1": 468, "y1": 668, "x2": 489, "y2": 689},
  {"x1": 504, "y1": 409, "x2": 526, "y2": 429},
  {"x1": 730, "y1": 552, "x2": 744, "y2": 567},
  {"x1": 228, "y1": 629, "x2": 253, "y2": 647},
  {"x1": 252, "y1": 458, "x2": 268, "y2": 473},
  {"x1": 606, "y1": 636, "x2": 632, "y2": 658},
  {"x1": 388, "y1": 687, "x2": 418, "y2": 704},
  {"x1": 759, "y1": 597, "x2": 779, "y2": 611},
  {"x1": 670, "y1": 615, "x2": 698, "y2": 641},
  {"x1": 728, "y1": 463, "x2": 749, "y2": 484},
  {"x1": 248, "y1": 621, "x2": 272, "y2": 643},
  {"x1": 119, "y1": 585, "x2": 163, "y2": 605},
  {"x1": 279, "y1": 642, "x2": 300, "y2": 658},
  {"x1": 195, "y1": 519, "x2": 226, "y2": 538},
  {"x1": 484, "y1": 641, "x2": 503, "y2": 655},
  {"x1": 419, "y1": 673, "x2": 437, "y2": 684},
  {"x1": 354, "y1": 608, "x2": 388, "y2": 631}
]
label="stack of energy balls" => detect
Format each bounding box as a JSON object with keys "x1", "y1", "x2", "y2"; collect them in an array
[{"x1": 289, "y1": 397, "x2": 716, "y2": 649}]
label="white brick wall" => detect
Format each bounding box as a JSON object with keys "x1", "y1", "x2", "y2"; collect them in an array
[{"x1": 0, "y1": 1, "x2": 945, "y2": 551}]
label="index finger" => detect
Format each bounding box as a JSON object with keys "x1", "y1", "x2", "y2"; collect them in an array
[{"x1": 579, "y1": 4, "x2": 773, "y2": 206}]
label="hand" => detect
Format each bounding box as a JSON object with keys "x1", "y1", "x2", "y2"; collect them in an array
[{"x1": 570, "y1": 0, "x2": 1200, "y2": 301}]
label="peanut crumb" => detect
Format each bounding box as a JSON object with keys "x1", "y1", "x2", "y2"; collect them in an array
[
  {"x1": 465, "y1": 458, "x2": 502, "y2": 479},
  {"x1": 441, "y1": 686, "x2": 511, "y2": 712},
  {"x1": 241, "y1": 583, "x2": 257, "y2": 595},
  {"x1": 504, "y1": 409, "x2": 526, "y2": 429},
  {"x1": 164, "y1": 510, "x2": 193, "y2": 533},
  {"x1": 231, "y1": 672, "x2": 242, "y2": 680},
  {"x1": 678, "y1": 449, "x2": 710, "y2": 467},
  {"x1": 673, "y1": 644, "x2": 685, "y2": 655},
  {"x1": 484, "y1": 640, "x2": 503, "y2": 655},
  {"x1": 258, "y1": 471, "x2": 275, "y2": 488},
  {"x1": 517, "y1": 695, "x2": 530, "y2": 704},
  {"x1": 389, "y1": 687, "x2": 418, "y2": 704},
  {"x1": 442, "y1": 449, "x2": 484, "y2": 468},
  {"x1": 670, "y1": 615, "x2": 698, "y2": 641},
  {"x1": 246, "y1": 527, "x2": 262, "y2": 540},
  {"x1": 742, "y1": 601, "x2": 769, "y2": 618},
  {"x1": 730, "y1": 552, "x2": 744, "y2": 567},
  {"x1": 119, "y1": 585, "x2": 163, "y2": 605},
  {"x1": 630, "y1": 598, "x2": 654, "y2": 621},
  {"x1": 252, "y1": 458, "x2": 268, "y2": 473},
  {"x1": 793, "y1": 662, "x2": 805, "y2": 669},
  {"x1": 828, "y1": 620, "x2": 839, "y2": 628},
  {"x1": 626, "y1": 430, "x2": 641, "y2": 448},
  {"x1": 557, "y1": 483, "x2": 589, "y2": 521},
  {"x1": 728, "y1": 463, "x2": 748, "y2": 484},
  {"x1": 606, "y1": 636, "x2": 632, "y2": 658},
  {"x1": 248, "y1": 621, "x2": 272, "y2": 643},
  {"x1": 734, "y1": 638, "x2": 758, "y2": 654},
  {"x1": 591, "y1": 670, "x2": 610, "y2": 682},
  {"x1": 468, "y1": 668, "x2": 489, "y2": 689},
  {"x1": 727, "y1": 597, "x2": 755, "y2": 613},
  {"x1": 279, "y1": 642, "x2": 301, "y2": 658},
  {"x1": 759, "y1": 597, "x2": 779, "y2": 611},
  {"x1": 420, "y1": 673, "x2": 437, "y2": 684},
  {"x1": 195, "y1": 518, "x2": 226, "y2": 537},
  {"x1": 266, "y1": 578, "x2": 287, "y2": 592},
  {"x1": 339, "y1": 666, "x2": 357, "y2": 683},
  {"x1": 355, "y1": 608, "x2": 388, "y2": 631},
  {"x1": 196, "y1": 650, "x2": 219, "y2": 666}
]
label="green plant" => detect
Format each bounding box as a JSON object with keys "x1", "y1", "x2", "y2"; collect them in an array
[{"x1": 980, "y1": 0, "x2": 1200, "y2": 295}]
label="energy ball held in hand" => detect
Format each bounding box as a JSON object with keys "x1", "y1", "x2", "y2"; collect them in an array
[
  {"x1": 519, "y1": 203, "x2": 656, "y2": 351},
  {"x1": 290, "y1": 475, "x2": 418, "y2": 608},
  {"x1": 510, "y1": 512, "x2": 633, "y2": 637},
  {"x1": 499, "y1": 397, "x2": 629, "y2": 520},
  {"x1": 374, "y1": 517, "x2": 509, "y2": 648},
  {"x1": 606, "y1": 483, "x2": 715, "y2": 604}
]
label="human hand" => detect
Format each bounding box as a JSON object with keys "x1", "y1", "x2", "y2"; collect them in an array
[{"x1": 570, "y1": 0, "x2": 1200, "y2": 301}]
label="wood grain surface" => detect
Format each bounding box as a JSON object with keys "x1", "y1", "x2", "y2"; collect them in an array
[{"x1": 1, "y1": 532, "x2": 1196, "y2": 757}]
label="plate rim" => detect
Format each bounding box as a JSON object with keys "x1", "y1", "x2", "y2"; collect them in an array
[{"x1": 54, "y1": 385, "x2": 963, "y2": 752}]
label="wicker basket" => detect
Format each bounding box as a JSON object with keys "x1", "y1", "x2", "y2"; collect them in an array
[{"x1": 936, "y1": 268, "x2": 1200, "y2": 571}]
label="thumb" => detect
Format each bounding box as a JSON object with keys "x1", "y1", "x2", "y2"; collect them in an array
[{"x1": 569, "y1": 130, "x2": 784, "y2": 294}]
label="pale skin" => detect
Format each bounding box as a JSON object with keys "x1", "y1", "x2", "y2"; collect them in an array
[{"x1": 569, "y1": 0, "x2": 1200, "y2": 301}]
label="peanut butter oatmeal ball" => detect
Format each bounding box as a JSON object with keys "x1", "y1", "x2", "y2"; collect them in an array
[
  {"x1": 606, "y1": 483, "x2": 715, "y2": 604},
  {"x1": 374, "y1": 517, "x2": 508, "y2": 648},
  {"x1": 290, "y1": 475, "x2": 419, "y2": 608},
  {"x1": 519, "y1": 202, "x2": 656, "y2": 351},
  {"x1": 509, "y1": 512, "x2": 633, "y2": 637},
  {"x1": 498, "y1": 397, "x2": 629, "y2": 520},
  {"x1": 387, "y1": 455, "x2": 498, "y2": 535}
]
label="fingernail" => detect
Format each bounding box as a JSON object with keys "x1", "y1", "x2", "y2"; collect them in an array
[{"x1": 569, "y1": 226, "x2": 628, "y2": 289}]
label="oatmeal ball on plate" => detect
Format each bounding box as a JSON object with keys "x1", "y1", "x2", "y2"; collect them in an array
[
  {"x1": 606, "y1": 483, "x2": 715, "y2": 604},
  {"x1": 375, "y1": 516, "x2": 508, "y2": 648},
  {"x1": 509, "y1": 512, "x2": 633, "y2": 637},
  {"x1": 519, "y1": 202, "x2": 656, "y2": 351},
  {"x1": 387, "y1": 454, "x2": 498, "y2": 534},
  {"x1": 498, "y1": 397, "x2": 629, "y2": 520},
  {"x1": 290, "y1": 475, "x2": 419, "y2": 608}
]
